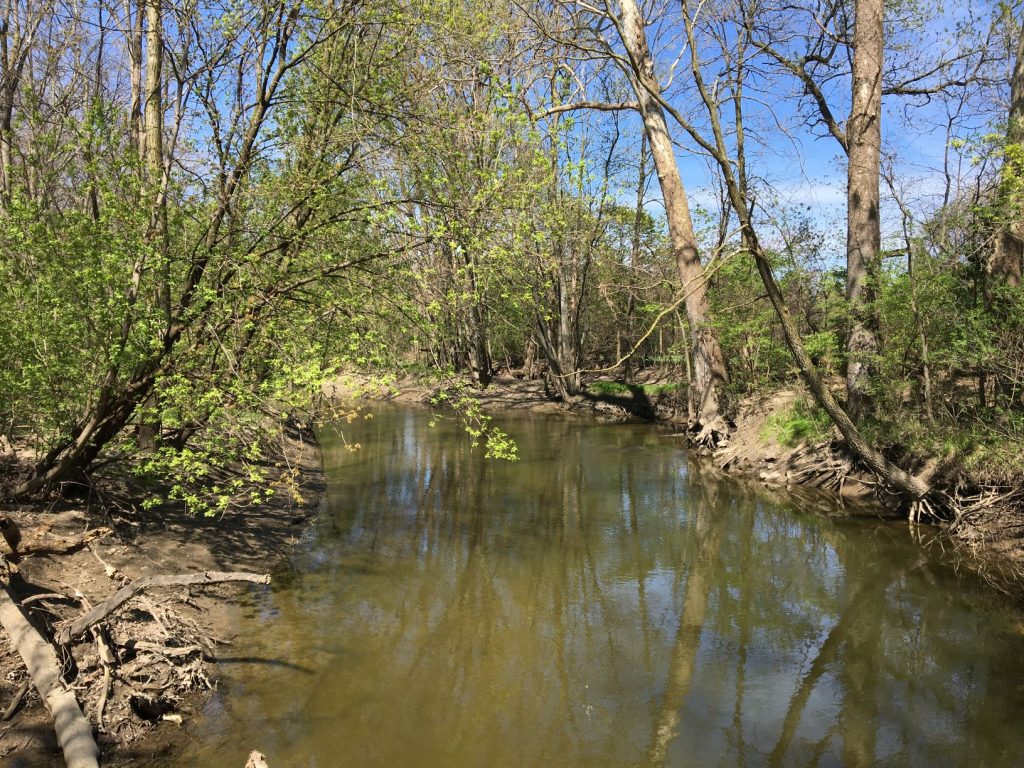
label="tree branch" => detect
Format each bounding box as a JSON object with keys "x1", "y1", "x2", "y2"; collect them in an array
[{"x1": 56, "y1": 571, "x2": 270, "y2": 644}]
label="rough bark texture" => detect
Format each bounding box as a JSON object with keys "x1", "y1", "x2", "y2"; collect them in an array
[
  {"x1": 143, "y1": 0, "x2": 163, "y2": 180},
  {"x1": 845, "y1": 0, "x2": 884, "y2": 421},
  {"x1": 617, "y1": 0, "x2": 729, "y2": 433},
  {"x1": 991, "y1": 26, "x2": 1024, "y2": 288}
]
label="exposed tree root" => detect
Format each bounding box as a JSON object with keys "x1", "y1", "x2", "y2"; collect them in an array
[
  {"x1": 1, "y1": 679, "x2": 29, "y2": 721},
  {"x1": 57, "y1": 571, "x2": 270, "y2": 645},
  {"x1": 0, "y1": 566, "x2": 272, "y2": 763},
  {"x1": 689, "y1": 415, "x2": 731, "y2": 451}
]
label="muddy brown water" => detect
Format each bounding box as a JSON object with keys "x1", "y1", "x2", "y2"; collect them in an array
[{"x1": 155, "y1": 405, "x2": 1024, "y2": 767}]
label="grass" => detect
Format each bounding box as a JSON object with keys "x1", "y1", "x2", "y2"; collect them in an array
[{"x1": 760, "y1": 398, "x2": 833, "y2": 447}]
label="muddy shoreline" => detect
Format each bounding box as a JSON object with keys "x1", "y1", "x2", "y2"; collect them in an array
[{"x1": 0, "y1": 431, "x2": 324, "y2": 767}]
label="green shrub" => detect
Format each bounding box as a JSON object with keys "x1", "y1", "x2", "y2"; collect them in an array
[{"x1": 761, "y1": 399, "x2": 833, "y2": 447}]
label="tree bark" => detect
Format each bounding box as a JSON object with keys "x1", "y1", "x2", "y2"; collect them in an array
[
  {"x1": 0, "y1": 5, "x2": 44, "y2": 207},
  {"x1": 845, "y1": 0, "x2": 884, "y2": 421},
  {"x1": 126, "y1": 0, "x2": 144, "y2": 154},
  {"x1": 990, "y1": 24, "x2": 1024, "y2": 288},
  {"x1": 616, "y1": 0, "x2": 729, "y2": 437},
  {"x1": 143, "y1": 0, "x2": 162, "y2": 176}
]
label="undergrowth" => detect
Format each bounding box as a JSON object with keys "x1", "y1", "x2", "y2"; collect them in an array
[{"x1": 761, "y1": 398, "x2": 833, "y2": 447}]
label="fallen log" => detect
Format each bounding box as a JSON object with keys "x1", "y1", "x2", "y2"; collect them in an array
[
  {"x1": 57, "y1": 571, "x2": 271, "y2": 645},
  {"x1": 15, "y1": 526, "x2": 112, "y2": 559},
  {"x1": 0, "y1": 583, "x2": 100, "y2": 768}
]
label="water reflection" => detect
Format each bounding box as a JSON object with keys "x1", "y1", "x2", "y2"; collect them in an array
[{"x1": 167, "y1": 407, "x2": 1024, "y2": 768}]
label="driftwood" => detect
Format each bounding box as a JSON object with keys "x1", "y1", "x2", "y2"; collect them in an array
[
  {"x1": 15, "y1": 526, "x2": 111, "y2": 559},
  {"x1": 0, "y1": 583, "x2": 100, "y2": 768},
  {"x1": 57, "y1": 571, "x2": 271, "y2": 645}
]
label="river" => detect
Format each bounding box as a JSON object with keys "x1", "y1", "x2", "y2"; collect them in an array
[{"x1": 165, "y1": 405, "x2": 1024, "y2": 767}]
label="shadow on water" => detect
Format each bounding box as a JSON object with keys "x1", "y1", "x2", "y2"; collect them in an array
[
  {"x1": 211, "y1": 657, "x2": 315, "y2": 673},
  {"x1": 161, "y1": 406, "x2": 1024, "y2": 768}
]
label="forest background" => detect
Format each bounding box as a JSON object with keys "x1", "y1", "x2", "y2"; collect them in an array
[{"x1": 0, "y1": 0, "x2": 1022, "y2": 525}]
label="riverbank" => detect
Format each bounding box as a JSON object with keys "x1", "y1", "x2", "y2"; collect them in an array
[
  {"x1": 0, "y1": 429, "x2": 324, "y2": 766},
  {"x1": 327, "y1": 371, "x2": 1024, "y2": 578}
]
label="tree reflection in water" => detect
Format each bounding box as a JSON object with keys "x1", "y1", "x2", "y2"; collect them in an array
[{"x1": 168, "y1": 406, "x2": 1024, "y2": 768}]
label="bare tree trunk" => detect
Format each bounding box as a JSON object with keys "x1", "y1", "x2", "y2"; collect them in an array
[
  {"x1": 557, "y1": 265, "x2": 582, "y2": 394},
  {"x1": 137, "y1": 0, "x2": 165, "y2": 450},
  {"x1": 466, "y1": 303, "x2": 492, "y2": 388},
  {"x1": 0, "y1": 9, "x2": 15, "y2": 205},
  {"x1": 616, "y1": 0, "x2": 729, "y2": 438},
  {"x1": 0, "y1": 586, "x2": 100, "y2": 768},
  {"x1": 0, "y1": 99, "x2": 13, "y2": 204},
  {"x1": 0, "y1": 3, "x2": 44, "y2": 207},
  {"x1": 845, "y1": 0, "x2": 884, "y2": 421},
  {"x1": 622, "y1": 135, "x2": 647, "y2": 385},
  {"x1": 990, "y1": 25, "x2": 1024, "y2": 288},
  {"x1": 534, "y1": 318, "x2": 572, "y2": 401},
  {"x1": 143, "y1": 0, "x2": 162, "y2": 181},
  {"x1": 85, "y1": 5, "x2": 104, "y2": 220},
  {"x1": 126, "y1": 0, "x2": 143, "y2": 154}
]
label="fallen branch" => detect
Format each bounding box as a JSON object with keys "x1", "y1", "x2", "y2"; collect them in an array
[
  {"x1": 57, "y1": 571, "x2": 271, "y2": 645},
  {"x1": 1, "y1": 679, "x2": 29, "y2": 720},
  {"x1": 0, "y1": 583, "x2": 100, "y2": 768},
  {"x1": 14, "y1": 527, "x2": 112, "y2": 559}
]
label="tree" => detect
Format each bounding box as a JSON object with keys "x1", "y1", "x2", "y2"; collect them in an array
[
  {"x1": 991, "y1": 18, "x2": 1024, "y2": 288},
  {"x1": 845, "y1": 0, "x2": 884, "y2": 420},
  {"x1": 0, "y1": 0, "x2": 413, "y2": 502},
  {"x1": 607, "y1": 0, "x2": 731, "y2": 441},
  {"x1": 623, "y1": 0, "x2": 932, "y2": 500}
]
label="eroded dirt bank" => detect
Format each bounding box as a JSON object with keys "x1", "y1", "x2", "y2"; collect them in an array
[{"x1": 0, "y1": 432, "x2": 323, "y2": 766}]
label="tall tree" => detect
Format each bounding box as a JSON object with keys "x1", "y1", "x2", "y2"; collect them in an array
[
  {"x1": 613, "y1": 0, "x2": 731, "y2": 442},
  {"x1": 991, "y1": 20, "x2": 1024, "y2": 288},
  {"x1": 0, "y1": 0, "x2": 44, "y2": 206},
  {"x1": 642, "y1": 0, "x2": 932, "y2": 501},
  {"x1": 845, "y1": 0, "x2": 884, "y2": 421}
]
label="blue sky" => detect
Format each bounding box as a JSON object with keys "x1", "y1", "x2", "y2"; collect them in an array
[{"x1": 586, "y1": 0, "x2": 1016, "y2": 261}]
